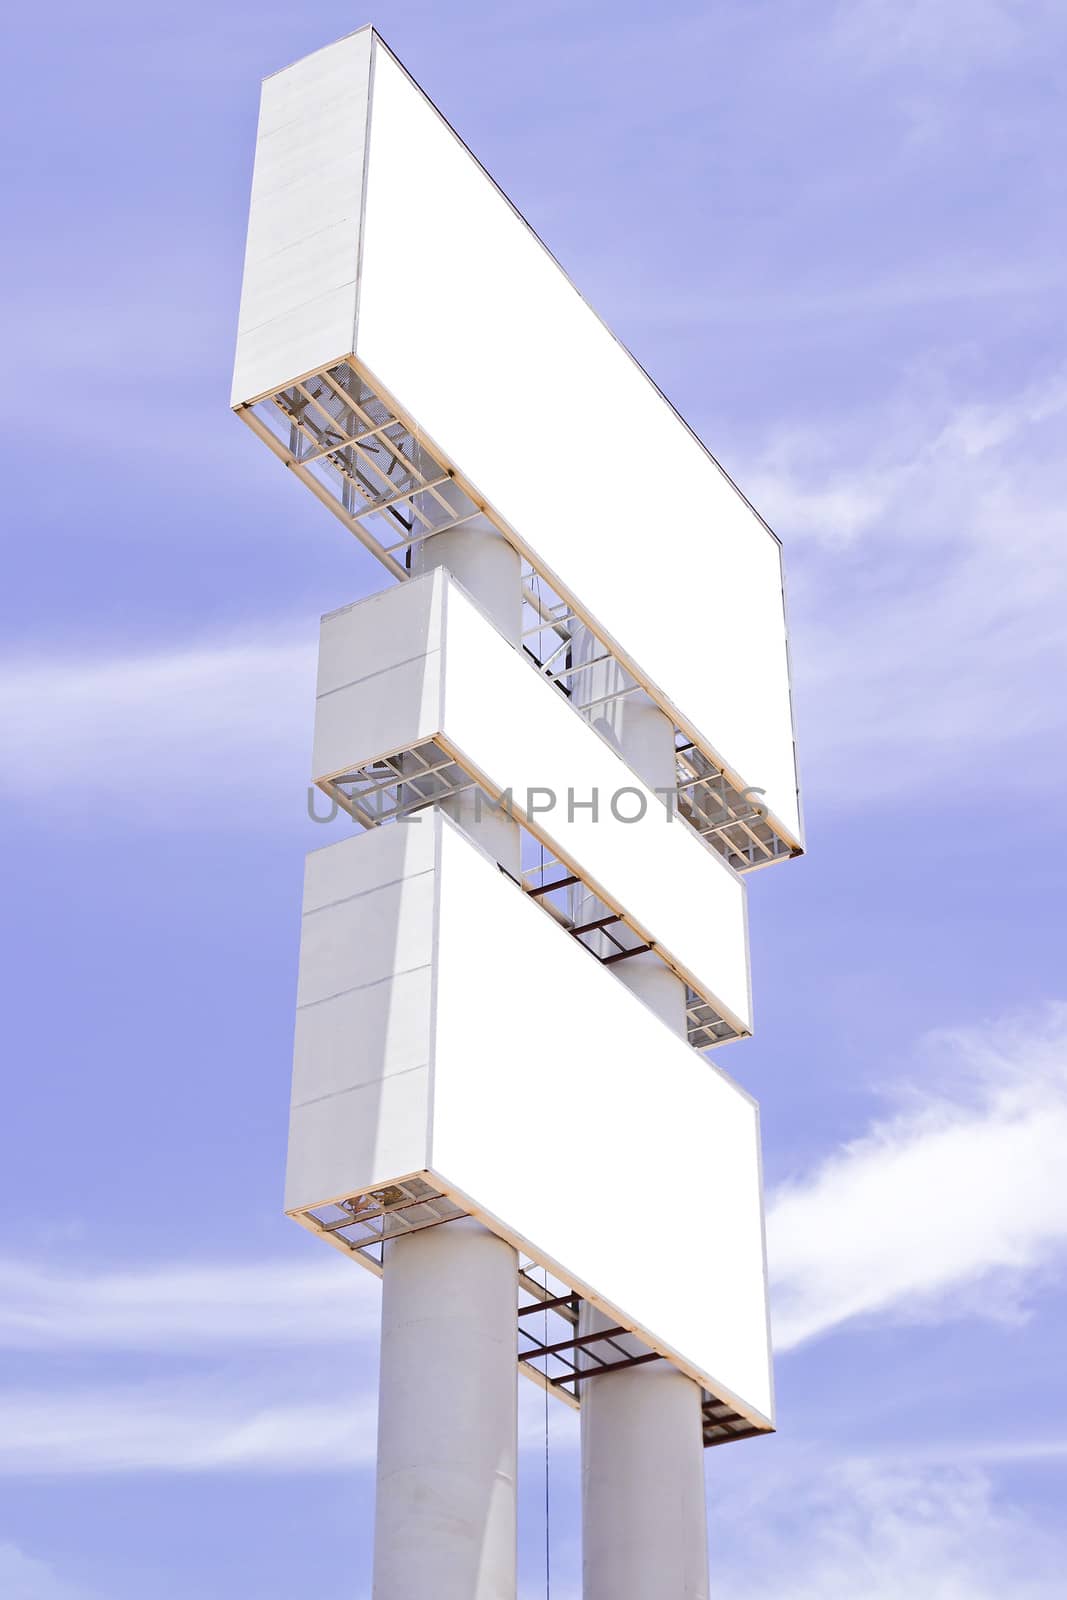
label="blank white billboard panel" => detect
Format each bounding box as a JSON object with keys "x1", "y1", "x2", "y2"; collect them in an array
[
  {"x1": 357, "y1": 41, "x2": 800, "y2": 847},
  {"x1": 287, "y1": 814, "x2": 772, "y2": 1425},
  {"x1": 313, "y1": 571, "x2": 752, "y2": 1035},
  {"x1": 233, "y1": 31, "x2": 802, "y2": 850}
]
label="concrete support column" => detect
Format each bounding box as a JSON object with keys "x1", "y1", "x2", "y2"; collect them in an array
[
  {"x1": 579, "y1": 1303, "x2": 710, "y2": 1600},
  {"x1": 411, "y1": 513, "x2": 523, "y2": 642},
  {"x1": 571, "y1": 626, "x2": 710, "y2": 1600},
  {"x1": 373, "y1": 1219, "x2": 519, "y2": 1600},
  {"x1": 373, "y1": 513, "x2": 522, "y2": 1600}
]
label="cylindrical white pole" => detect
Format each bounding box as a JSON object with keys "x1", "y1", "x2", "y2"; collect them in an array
[
  {"x1": 411, "y1": 512, "x2": 523, "y2": 640},
  {"x1": 579, "y1": 1305, "x2": 709, "y2": 1600},
  {"x1": 373, "y1": 1219, "x2": 519, "y2": 1600},
  {"x1": 373, "y1": 511, "x2": 522, "y2": 1600},
  {"x1": 571, "y1": 629, "x2": 710, "y2": 1600}
]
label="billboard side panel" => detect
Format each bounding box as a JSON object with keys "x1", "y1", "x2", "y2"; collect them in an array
[
  {"x1": 313, "y1": 653, "x2": 443, "y2": 783},
  {"x1": 301, "y1": 804, "x2": 438, "y2": 911},
  {"x1": 317, "y1": 573, "x2": 445, "y2": 697},
  {"x1": 313, "y1": 576, "x2": 446, "y2": 782},
  {"x1": 232, "y1": 31, "x2": 372, "y2": 406},
  {"x1": 285, "y1": 825, "x2": 435, "y2": 1213}
]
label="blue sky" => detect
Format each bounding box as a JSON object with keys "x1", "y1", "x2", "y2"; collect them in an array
[{"x1": 2, "y1": 0, "x2": 1066, "y2": 1595}]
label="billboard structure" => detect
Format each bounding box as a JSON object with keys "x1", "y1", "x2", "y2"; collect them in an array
[{"x1": 234, "y1": 26, "x2": 803, "y2": 1600}]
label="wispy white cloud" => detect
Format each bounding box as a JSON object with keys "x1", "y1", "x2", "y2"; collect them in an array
[
  {"x1": 0, "y1": 633, "x2": 316, "y2": 827},
  {"x1": 0, "y1": 1254, "x2": 378, "y2": 1350},
  {"x1": 716, "y1": 1457, "x2": 1066, "y2": 1598},
  {"x1": 0, "y1": 1541, "x2": 99, "y2": 1600},
  {"x1": 756, "y1": 374, "x2": 1067, "y2": 548},
  {"x1": 0, "y1": 1251, "x2": 575, "y2": 1475},
  {"x1": 828, "y1": 0, "x2": 1036, "y2": 75},
  {"x1": 918, "y1": 1433, "x2": 1067, "y2": 1468},
  {"x1": 749, "y1": 374, "x2": 1067, "y2": 803},
  {"x1": 618, "y1": 257, "x2": 1063, "y2": 330},
  {"x1": 768, "y1": 1002, "x2": 1067, "y2": 1350},
  {"x1": 0, "y1": 1381, "x2": 376, "y2": 1476}
]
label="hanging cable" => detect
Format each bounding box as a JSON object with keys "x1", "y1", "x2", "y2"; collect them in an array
[{"x1": 544, "y1": 1265, "x2": 551, "y2": 1599}]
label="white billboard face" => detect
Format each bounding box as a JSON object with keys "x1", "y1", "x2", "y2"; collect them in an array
[
  {"x1": 233, "y1": 32, "x2": 802, "y2": 852},
  {"x1": 431, "y1": 817, "x2": 773, "y2": 1426},
  {"x1": 312, "y1": 572, "x2": 752, "y2": 1036},
  {"x1": 287, "y1": 815, "x2": 772, "y2": 1426},
  {"x1": 356, "y1": 42, "x2": 801, "y2": 848}
]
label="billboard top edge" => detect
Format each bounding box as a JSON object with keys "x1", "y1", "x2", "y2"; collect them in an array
[
  {"x1": 369, "y1": 30, "x2": 786, "y2": 554},
  {"x1": 262, "y1": 22, "x2": 375, "y2": 84}
]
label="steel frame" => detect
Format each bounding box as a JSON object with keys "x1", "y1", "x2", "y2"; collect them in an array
[
  {"x1": 317, "y1": 735, "x2": 744, "y2": 1056},
  {"x1": 294, "y1": 1178, "x2": 767, "y2": 1450}
]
